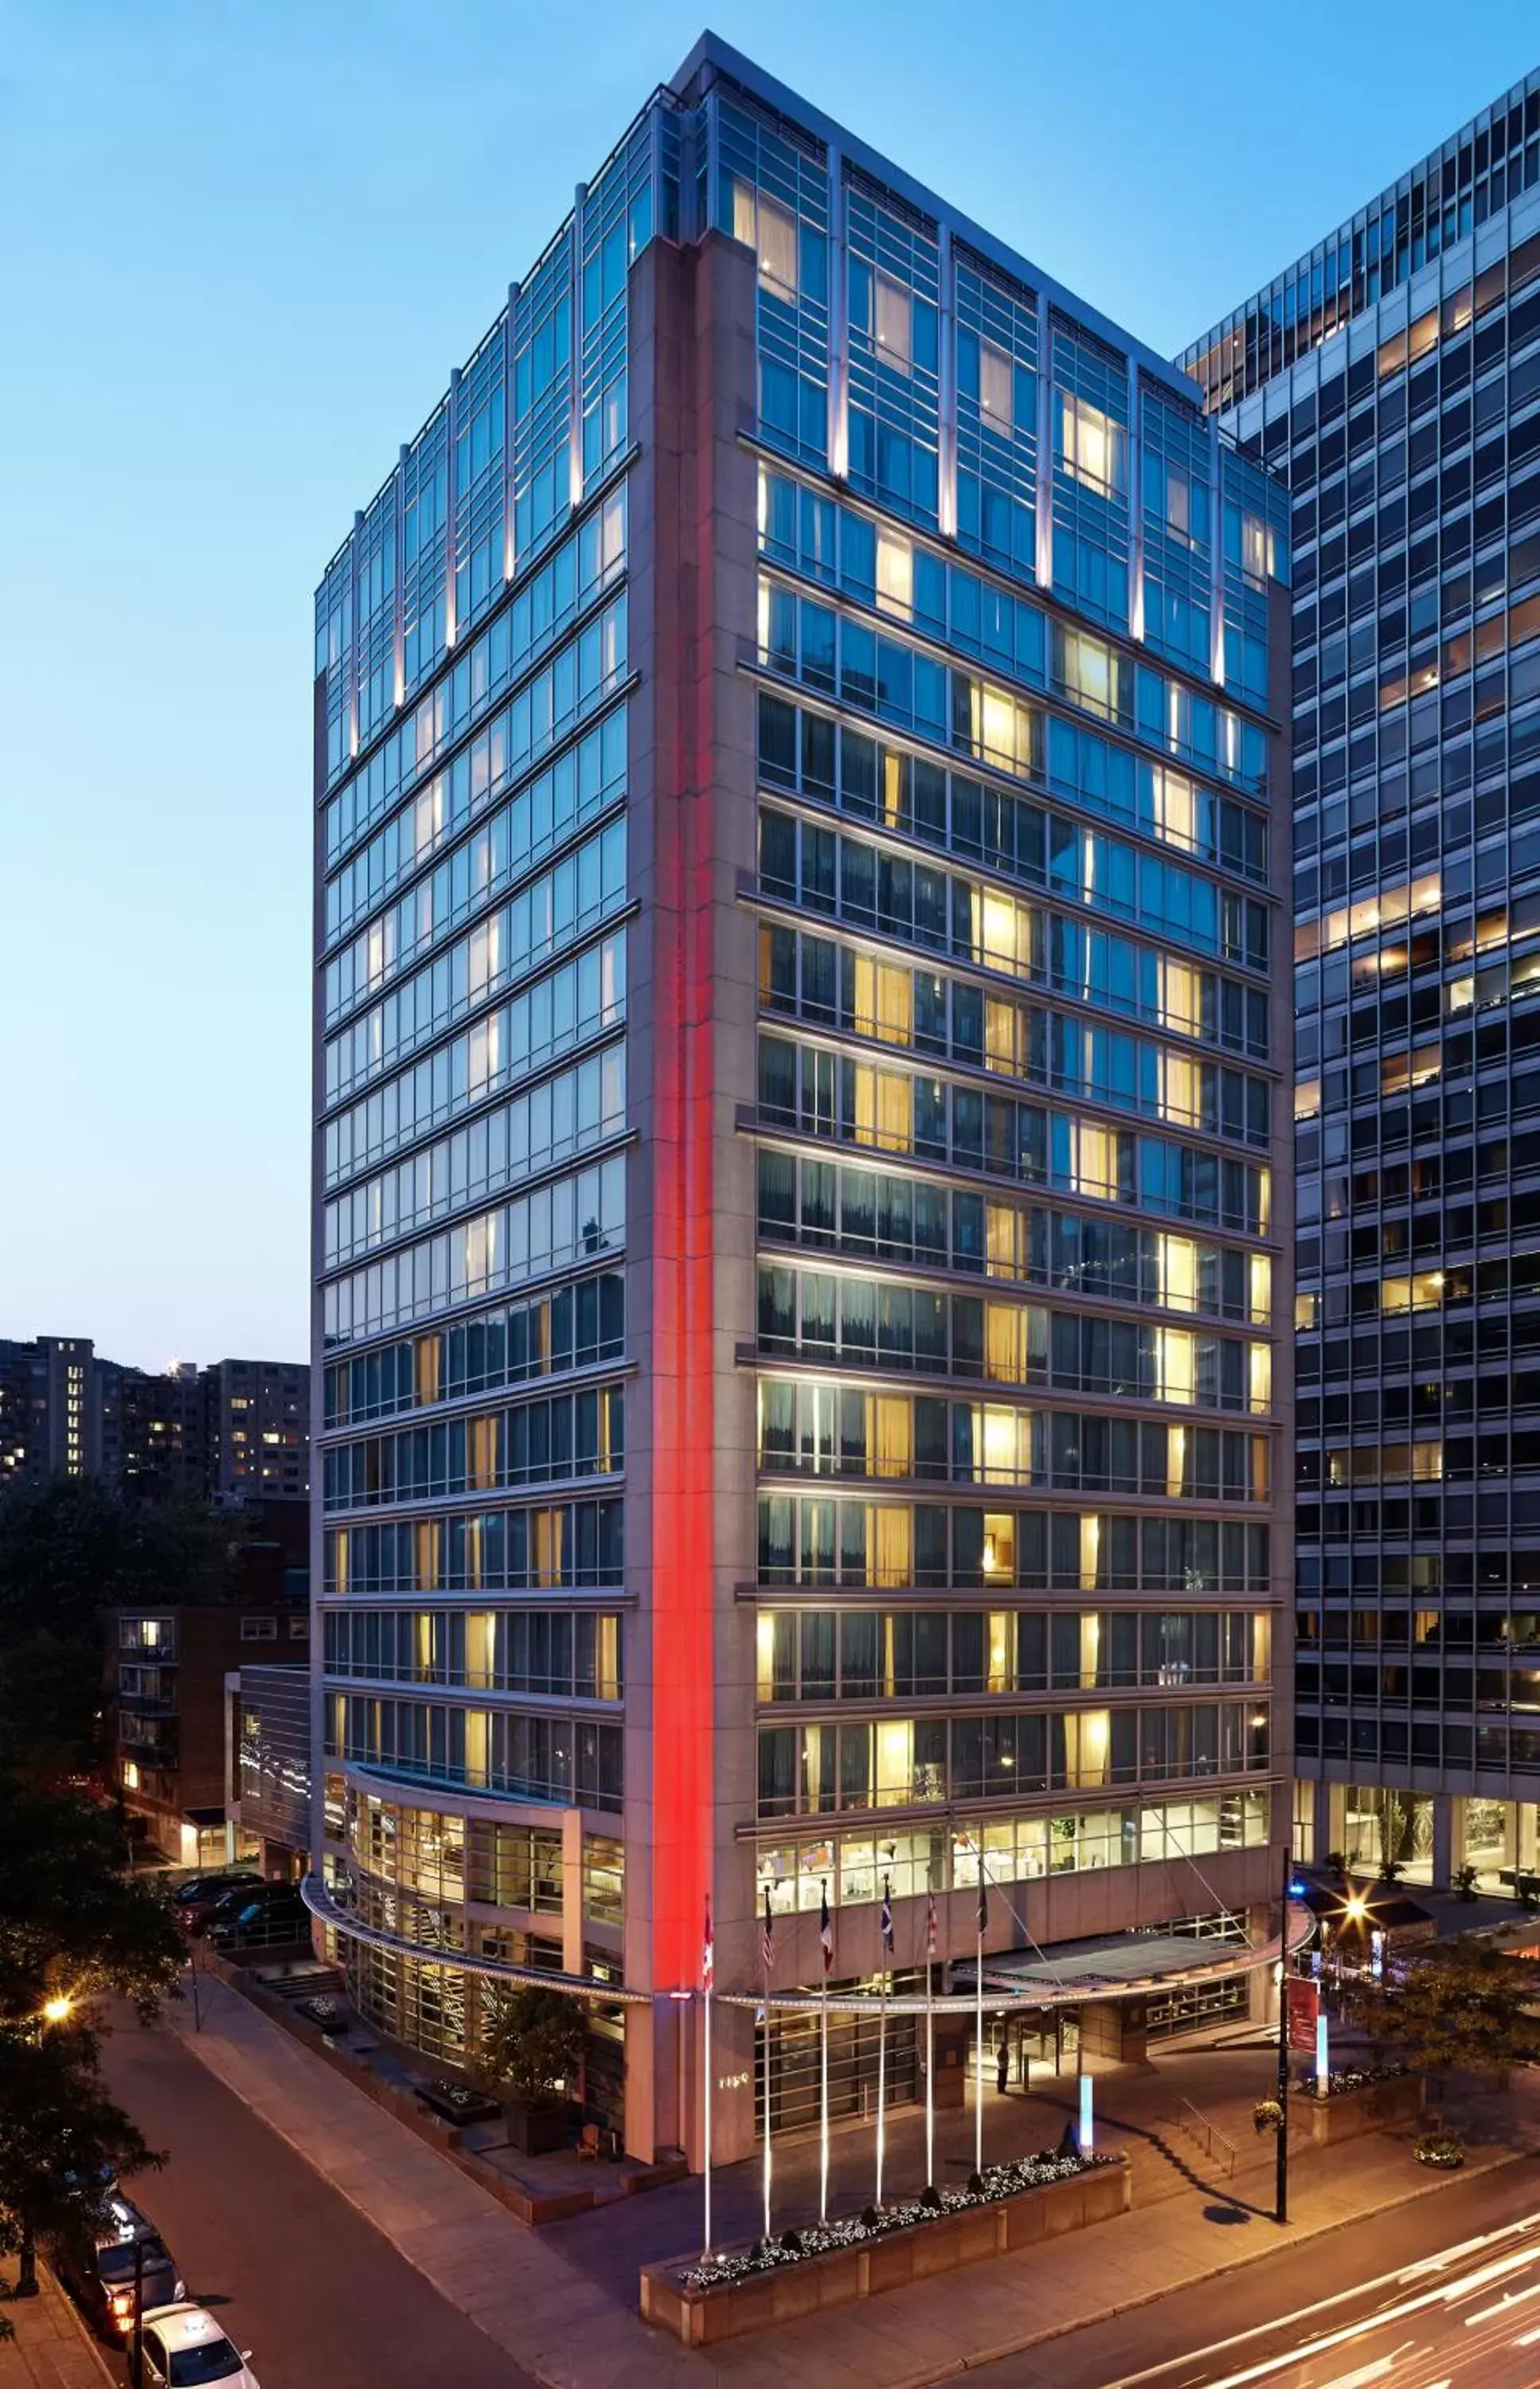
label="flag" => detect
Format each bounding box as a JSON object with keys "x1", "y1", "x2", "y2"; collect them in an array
[
  {"x1": 819, "y1": 1881, "x2": 834, "y2": 1976},
  {"x1": 880, "y1": 1875, "x2": 894, "y2": 1957},
  {"x1": 925, "y1": 1889, "x2": 938, "y2": 1960},
  {"x1": 760, "y1": 1887, "x2": 775, "y2": 1974},
  {"x1": 702, "y1": 1894, "x2": 714, "y2": 1993},
  {"x1": 976, "y1": 1875, "x2": 988, "y2": 1939}
]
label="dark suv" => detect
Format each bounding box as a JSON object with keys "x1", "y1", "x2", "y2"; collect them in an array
[
  {"x1": 53, "y1": 2192, "x2": 184, "y2": 2340},
  {"x1": 171, "y1": 1871, "x2": 262, "y2": 1937},
  {"x1": 207, "y1": 1880, "x2": 308, "y2": 1951}
]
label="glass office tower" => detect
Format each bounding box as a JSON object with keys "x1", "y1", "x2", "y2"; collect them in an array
[
  {"x1": 311, "y1": 33, "x2": 1293, "y2": 2167},
  {"x1": 1182, "y1": 69, "x2": 1540, "y2": 1894}
]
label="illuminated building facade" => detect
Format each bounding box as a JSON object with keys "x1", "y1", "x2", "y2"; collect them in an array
[
  {"x1": 1184, "y1": 67, "x2": 1540, "y2": 1898},
  {"x1": 311, "y1": 34, "x2": 1294, "y2": 2163}
]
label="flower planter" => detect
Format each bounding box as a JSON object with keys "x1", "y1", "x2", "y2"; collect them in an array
[
  {"x1": 639, "y1": 2153, "x2": 1132, "y2": 2345},
  {"x1": 1303, "y1": 2070, "x2": 1425, "y2": 2145}
]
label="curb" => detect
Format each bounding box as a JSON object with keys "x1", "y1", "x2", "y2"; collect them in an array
[
  {"x1": 35, "y1": 2264, "x2": 118, "y2": 2389},
  {"x1": 887, "y1": 2143, "x2": 1534, "y2": 2388},
  {"x1": 162, "y1": 2006, "x2": 1533, "y2": 2389}
]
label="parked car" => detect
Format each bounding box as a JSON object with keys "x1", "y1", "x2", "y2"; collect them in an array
[
  {"x1": 207, "y1": 1881, "x2": 308, "y2": 1952},
  {"x1": 52, "y1": 2192, "x2": 184, "y2": 2340},
  {"x1": 171, "y1": 1872, "x2": 262, "y2": 1937},
  {"x1": 139, "y1": 2302, "x2": 258, "y2": 2387}
]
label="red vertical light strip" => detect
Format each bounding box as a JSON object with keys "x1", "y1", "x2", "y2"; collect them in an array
[{"x1": 650, "y1": 246, "x2": 715, "y2": 1995}]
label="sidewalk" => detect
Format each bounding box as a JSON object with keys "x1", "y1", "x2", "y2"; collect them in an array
[
  {"x1": 163, "y1": 1978, "x2": 1531, "y2": 2389},
  {"x1": 0, "y1": 2263, "x2": 112, "y2": 2389}
]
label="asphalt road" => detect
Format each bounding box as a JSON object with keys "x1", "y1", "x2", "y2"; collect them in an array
[
  {"x1": 971, "y1": 2159, "x2": 1540, "y2": 2388},
  {"x1": 90, "y1": 2016, "x2": 537, "y2": 2389}
]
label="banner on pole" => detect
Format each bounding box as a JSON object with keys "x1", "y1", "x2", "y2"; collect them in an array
[{"x1": 1285, "y1": 1975, "x2": 1319, "y2": 2051}]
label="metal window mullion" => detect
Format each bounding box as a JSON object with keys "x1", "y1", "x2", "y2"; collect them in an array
[
  {"x1": 828, "y1": 148, "x2": 848, "y2": 478},
  {"x1": 569, "y1": 186, "x2": 586, "y2": 510}
]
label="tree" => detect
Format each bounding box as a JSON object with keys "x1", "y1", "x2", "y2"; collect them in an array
[
  {"x1": 0, "y1": 1785, "x2": 183, "y2": 2302},
  {"x1": 0, "y1": 1477, "x2": 240, "y2": 1783},
  {"x1": 0, "y1": 1476, "x2": 234, "y2": 1647},
  {"x1": 0, "y1": 2020, "x2": 162, "y2": 2297},
  {"x1": 0, "y1": 1782, "x2": 186, "y2": 2026},
  {"x1": 0, "y1": 1631, "x2": 106, "y2": 1787},
  {"x1": 1343, "y1": 1937, "x2": 1540, "y2": 2098},
  {"x1": 478, "y1": 1987, "x2": 584, "y2": 2107}
]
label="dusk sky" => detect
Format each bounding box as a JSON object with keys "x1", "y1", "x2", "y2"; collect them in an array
[{"x1": 4, "y1": 0, "x2": 1535, "y2": 1370}]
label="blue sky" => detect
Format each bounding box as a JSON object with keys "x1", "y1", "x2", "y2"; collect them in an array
[{"x1": 2, "y1": 0, "x2": 1534, "y2": 1369}]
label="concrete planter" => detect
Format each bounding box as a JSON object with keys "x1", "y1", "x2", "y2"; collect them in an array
[
  {"x1": 1304, "y1": 2072, "x2": 1425, "y2": 2145},
  {"x1": 505, "y1": 2100, "x2": 568, "y2": 2156},
  {"x1": 639, "y1": 2155, "x2": 1132, "y2": 2346}
]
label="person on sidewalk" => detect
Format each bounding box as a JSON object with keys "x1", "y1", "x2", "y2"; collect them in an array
[{"x1": 997, "y1": 2039, "x2": 1010, "y2": 2097}]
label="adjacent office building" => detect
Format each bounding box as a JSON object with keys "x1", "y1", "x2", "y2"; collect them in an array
[
  {"x1": 1183, "y1": 69, "x2": 1540, "y2": 1892},
  {"x1": 311, "y1": 33, "x2": 1294, "y2": 2162}
]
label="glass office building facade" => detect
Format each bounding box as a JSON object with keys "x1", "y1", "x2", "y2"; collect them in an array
[
  {"x1": 1183, "y1": 68, "x2": 1540, "y2": 1893},
  {"x1": 311, "y1": 34, "x2": 1294, "y2": 2165}
]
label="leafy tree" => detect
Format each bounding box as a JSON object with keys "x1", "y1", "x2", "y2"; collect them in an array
[
  {"x1": 0, "y1": 1782, "x2": 185, "y2": 2025},
  {"x1": 0, "y1": 1476, "x2": 243, "y2": 1783},
  {"x1": 0, "y1": 1785, "x2": 183, "y2": 2301},
  {"x1": 0, "y1": 2020, "x2": 162, "y2": 2298},
  {"x1": 1343, "y1": 1937, "x2": 1540, "y2": 2096},
  {"x1": 0, "y1": 1631, "x2": 106, "y2": 1786},
  {"x1": 0, "y1": 1476, "x2": 235, "y2": 1648},
  {"x1": 478, "y1": 1987, "x2": 584, "y2": 2106}
]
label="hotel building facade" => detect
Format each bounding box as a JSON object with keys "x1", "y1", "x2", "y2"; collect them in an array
[{"x1": 311, "y1": 34, "x2": 1295, "y2": 2164}]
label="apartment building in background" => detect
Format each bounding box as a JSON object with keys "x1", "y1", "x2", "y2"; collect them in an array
[
  {"x1": 1183, "y1": 68, "x2": 1540, "y2": 1894},
  {"x1": 311, "y1": 33, "x2": 1295, "y2": 2164},
  {"x1": 0, "y1": 1335, "x2": 99, "y2": 1483},
  {"x1": 0, "y1": 1337, "x2": 310, "y2": 1503}
]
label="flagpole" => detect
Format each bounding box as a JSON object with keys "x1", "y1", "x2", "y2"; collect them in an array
[
  {"x1": 924, "y1": 1887, "x2": 936, "y2": 2191},
  {"x1": 761, "y1": 1889, "x2": 773, "y2": 2244},
  {"x1": 876, "y1": 1970, "x2": 887, "y2": 2208},
  {"x1": 819, "y1": 1983, "x2": 830, "y2": 2223},
  {"x1": 703, "y1": 1980, "x2": 713, "y2": 2257},
  {"x1": 876, "y1": 1875, "x2": 890, "y2": 2209},
  {"x1": 975, "y1": 1871, "x2": 986, "y2": 2179},
  {"x1": 819, "y1": 1877, "x2": 831, "y2": 2226}
]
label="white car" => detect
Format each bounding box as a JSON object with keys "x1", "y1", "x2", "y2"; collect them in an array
[{"x1": 137, "y1": 2304, "x2": 260, "y2": 2387}]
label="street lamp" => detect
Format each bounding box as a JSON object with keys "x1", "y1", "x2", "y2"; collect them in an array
[{"x1": 40, "y1": 1995, "x2": 73, "y2": 2027}]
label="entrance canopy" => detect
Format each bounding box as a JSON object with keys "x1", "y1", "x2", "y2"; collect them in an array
[{"x1": 953, "y1": 1902, "x2": 1316, "y2": 2012}]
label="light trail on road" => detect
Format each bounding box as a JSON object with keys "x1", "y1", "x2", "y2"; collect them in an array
[{"x1": 1105, "y1": 2209, "x2": 1540, "y2": 2389}]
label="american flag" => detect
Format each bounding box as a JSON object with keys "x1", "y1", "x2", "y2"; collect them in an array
[
  {"x1": 880, "y1": 1876, "x2": 894, "y2": 1957},
  {"x1": 702, "y1": 1894, "x2": 714, "y2": 1993},
  {"x1": 819, "y1": 1881, "x2": 834, "y2": 1976},
  {"x1": 925, "y1": 1889, "x2": 938, "y2": 1960},
  {"x1": 760, "y1": 1887, "x2": 775, "y2": 1974},
  {"x1": 975, "y1": 1876, "x2": 988, "y2": 1939}
]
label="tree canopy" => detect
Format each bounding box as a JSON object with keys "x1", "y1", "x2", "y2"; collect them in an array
[
  {"x1": 1343, "y1": 1936, "x2": 1540, "y2": 2089},
  {"x1": 0, "y1": 1476, "x2": 244, "y2": 1783},
  {"x1": 0, "y1": 2021, "x2": 162, "y2": 2275},
  {"x1": 478, "y1": 1986, "x2": 585, "y2": 2105},
  {"x1": 0, "y1": 1781, "x2": 186, "y2": 2025},
  {"x1": 0, "y1": 1476, "x2": 236, "y2": 1647}
]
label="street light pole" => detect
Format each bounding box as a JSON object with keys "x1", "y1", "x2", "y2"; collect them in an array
[
  {"x1": 1276, "y1": 1842, "x2": 1292, "y2": 2227},
  {"x1": 131, "y1": 2234, "x2": 145, "y2": 2389}
]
